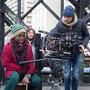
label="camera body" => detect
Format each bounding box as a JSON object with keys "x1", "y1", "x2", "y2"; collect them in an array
[{"x1": 47, "y1": 32, "x2": 82, "y2": 54}]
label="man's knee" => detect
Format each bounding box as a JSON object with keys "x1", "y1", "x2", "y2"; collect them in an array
[
  {"x1": 72, "y1": 73, "x2": 79, "y2": 80},
  {"x1": 30, "y1": 74, "x2": 42, "y2": 86},
  {"x1": 10, "y1": 72, "x2": 20, "y2": 83},
  {"x1": 64, "y1": 72, "x2": 71, "y2": 79}
]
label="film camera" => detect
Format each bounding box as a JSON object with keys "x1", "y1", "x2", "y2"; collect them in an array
[
  {"x1": 46, "y1": 32, "x2": 83, "y2": 58},
  {"x1": 43, "y1": 32, "x2": 83, "y2": 89}
]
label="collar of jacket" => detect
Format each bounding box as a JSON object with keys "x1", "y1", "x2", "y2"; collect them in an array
[{"x1": 61, "y1": 14, "x2": 78, "y2": 27}]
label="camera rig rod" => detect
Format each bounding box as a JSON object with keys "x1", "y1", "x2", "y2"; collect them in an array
[{"x1": 18, "y1": 58, "x2": 63, "y2": 65}]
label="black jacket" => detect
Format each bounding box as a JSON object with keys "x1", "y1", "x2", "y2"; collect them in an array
[{"x1": 49, "y1": 17, "x2": 90, "y2": 53}]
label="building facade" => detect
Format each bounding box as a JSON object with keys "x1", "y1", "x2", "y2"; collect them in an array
[{"x1": 6, "y1": 0, "x2": 62, "y2": 32}]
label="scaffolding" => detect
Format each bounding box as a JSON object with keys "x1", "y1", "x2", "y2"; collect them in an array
[{"x1": 0, "y1": 0, "x2": 90, "y2": 84}]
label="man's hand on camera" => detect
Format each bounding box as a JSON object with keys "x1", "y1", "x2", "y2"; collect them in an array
[
  {"x1": 79, "y1": 45, "x2": 85, "y2": 53},
  {"x1": 44, "y1": 49, "x2": 51, "y2": 56},
  {"x1": 40, "y1": 47, "x2": 50, "y2": 56}
]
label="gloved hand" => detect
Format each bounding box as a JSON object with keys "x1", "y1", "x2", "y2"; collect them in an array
[{"x1": 79, "y1": 45, "x2": 85, "y2": 53}]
